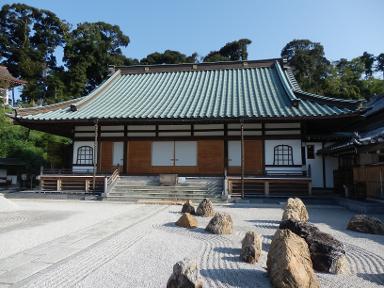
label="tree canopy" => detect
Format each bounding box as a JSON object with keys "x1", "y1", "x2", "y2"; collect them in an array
[
  {"x1": 281, "y1": 39, "x2": 384, "y2": 99},
  {"x1": 0, "y1": 3, "x2": 69, "y2": 104},
  {"x1": 140, "y1": 50, "x2": 197, "y2": 65},
  {"x1": 204, "y1": 39, "x2": 252, "y2": 62},
  {"x1": 64, "y1": 22, "x2": 131, "y2": 96}
]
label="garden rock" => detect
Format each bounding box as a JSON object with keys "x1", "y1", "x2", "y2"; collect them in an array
[
  {"x1": 347, "y1": 214, "x2": 384, "y2": 235},
  {"x1": 280, "y1": 219, "x2": 348, "y2": 274},
  {"x1": 282, "y1": 197, "x2": 309, "y2": 222},
  {"x1": 205, "y1": 212, "x2": 233, "y2": 234},
  {"x1": 240, "y1": 230, "x2": 262, "y2": 264},
  {"x1": 176, "y1": 213, "x2": 198, "y2": 229},
  {"x1": 167, "y1": 258, "x2": 203, "y2": 288},
  {"x1": 196, "y1": 199, "x2": 214, "y2": 217},
  {"x1": 267, "y1": 229, "x2": 320, "y2": 288},
  {"x1": 181, "y1": 200, "x2": 196, "y2": 215}
]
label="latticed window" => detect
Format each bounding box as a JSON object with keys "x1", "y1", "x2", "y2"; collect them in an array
[
  {"x1": 76, "y1": 146, "x2": 93, "y2": 165},
  {"x1": 273, "y1": 145, "x2": 294, "y2": 165}
]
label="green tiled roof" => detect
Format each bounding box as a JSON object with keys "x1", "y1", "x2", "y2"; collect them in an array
[{"x1": 16, "y1": 60, "x2": 361, "y2": 122}]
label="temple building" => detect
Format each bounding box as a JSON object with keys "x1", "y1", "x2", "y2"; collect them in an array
[
  {"x1": 12, "y1": 59, "x2": 366, "y2": 198},
  {"x1": 0, "y1": 65, "x2": 26, "y2": 106}
]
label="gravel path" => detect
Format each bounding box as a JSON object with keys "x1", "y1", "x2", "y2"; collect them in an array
[{"x1": 0, "y1": 199, "x2": 383, "y2": 287}]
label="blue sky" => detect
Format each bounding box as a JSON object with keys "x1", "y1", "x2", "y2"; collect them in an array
[{"x1": 2, "y1": 0, "x2": 384, "y2": 62}]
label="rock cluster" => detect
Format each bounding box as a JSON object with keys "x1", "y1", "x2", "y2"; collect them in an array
[
  {"x1": 205, "y1": 212, "x2": 233, "y2": 234},
  {"x1": 176, "y1": 213, "x2": 198, "y2": 229},
  {"x1": 196, "y1": 199, "x2": 214, "y2": 217},
  {"x1": 282, "y1": 197, "x2": 309, "y2": 222},
  {"x1": 267, "y1": 229, "x2": 320, "y2": 288},
  {"x1": 240, "y1": 231, "x2": 262, "y2": 264},
  {"x1": 181, "y1": 200, "x2": 196, "y2": 215},
  {"x1": 167, "y1": 258, "x2": 203, "y2": 288},
  {"x1": 280, "y1": 219, "x2": 348, "y2": 274},
  {"x1": 347, "y1": 214, "x2": 384, "y2": 235}
]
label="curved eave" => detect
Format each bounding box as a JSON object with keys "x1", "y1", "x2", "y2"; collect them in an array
[{"x1": 14, "y1": 112, "x2": 361, "y2": 125}]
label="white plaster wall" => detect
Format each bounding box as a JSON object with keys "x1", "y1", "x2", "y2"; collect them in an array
[
  {"x1": 305, "y1": 142, "x2": 323, "y2": 188},
  {"x1": 72, "y1": 141, "x2": 96, "y2": 173},
  {"x1": 265, "y1": 139, "x2": 302, "y2": 165},
  {"x1": 264, "y1": 139, "x2": 303, "y2": 175}
]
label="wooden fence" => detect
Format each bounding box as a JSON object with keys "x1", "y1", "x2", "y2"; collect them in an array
[{"x1": 353, "y1": 164, "x2": 384, "y2": 199}]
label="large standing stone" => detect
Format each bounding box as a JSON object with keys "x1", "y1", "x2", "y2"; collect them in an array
[
  {"x1": 176, "y1": 213, "x2": 198, "y2": 229},
  {"x1": 181, "y1": 200, "x2": 196, "y2": 215},
  {"x1": 167, "y1": 258, "x2": 203, "y2": 288},
  {"x1": 205, "y1": 212, "x2": 233, "y2": 234},
  {"x1": 267, "y1": 229, "x2": 320, "y2": 288},
  {"x1": 347, "y1": 214, "x2": 384, "y2": 235},
  {"x1": 240, "y1": 231, "x2": 262, "y2": 264},
  {"x1": 280, "y1": 219, "x2": 348, "y2": 274},
  {"x1": 196, "y1": 199, "x2": 214, "y2": 217},
  {"x1": 282, "y1": 197, "x2": 309, "y2": 222}
]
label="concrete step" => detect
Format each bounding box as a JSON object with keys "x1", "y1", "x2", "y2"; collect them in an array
[
  {"x1": 105, "y1": 195, "x2": 223, "y2": 202},
  {"x1": 112, "y1": 188, "x2": 208, "y2": 193},
  {"x1": 107, "y1": 176, "x2": 223, "y2": 202},
  {"x1": 108, "y1": 189, "x2": 210, "y2": 195},
  {"x1": 114, "y1": 183, "x2": 208, "y2": 190},
  {"x1": 108, "y1": 192, "x2": 215, "y2": 198}
]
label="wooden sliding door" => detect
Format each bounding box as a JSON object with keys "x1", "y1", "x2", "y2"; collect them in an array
[{"x1": 228, "y1": 139, "x2": 264, "y2": 175}]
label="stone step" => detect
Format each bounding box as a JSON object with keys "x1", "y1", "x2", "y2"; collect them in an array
[
  {"x1": 108, "y1": 192, "x2": 215, "y2": 198},
  {"x1": 112, "y1": 188, "x2": 208, "y2": 193},
  {"x1": 105, "y1": 195, "x2": 222, "y2": 202},
  {"x1": 107, "y1": 176, "x2": 223, "y2": 202},
  {"x1": 106, "y1": 194, "x2": 222, "y2": 202},
  {"x1": 113, "y1": 184, "x2": 207, "y2": 189}
]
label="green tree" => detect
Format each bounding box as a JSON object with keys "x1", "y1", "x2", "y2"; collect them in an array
[
  {"x1": 322, "y1": 58, "x2": 365, "y2": 99},
  {"x1": 360, "y1": 52, "x2": 375, "y2": 78},
  {"x1": 63, "y1": 22, "x2": 131, "y2": 96},
  {"x1": 204, "y1": 39, "x2": 252, "y2": 62},
  {"x1": 140, "y1": 50, "x2": 197, "y2": 65},
  {"x1": 281, "y1": 39, "x2": 330, "y2": 94},
  {"x1": 0, "y1": 3, "x2": 69, "y2": 104},
  {"x1": 0, "y1": 108, "x2": 70, "y2": 171},
  {"x1": 376, "y1": 53, "x2": 384, "y2": 79}
]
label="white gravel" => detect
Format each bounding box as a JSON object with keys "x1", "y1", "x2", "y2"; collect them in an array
[
  {"x1": 0, "y1": 194, "x2": 19, "y2": 212},
  {"x1": 0, "y1": 199, "x2": 383, "y2": 287},
  {"x1": 0, "y1": 199, "x2": 139, "y2": 258}
]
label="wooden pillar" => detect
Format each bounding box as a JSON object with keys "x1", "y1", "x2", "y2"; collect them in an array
[
  {"x1": 92, "y1": 119, "x2": 99, "y2": 191},
  {"x1": 224, "y1": 124, "x2": 228, "y2": 175},
  {"x1": 264, "y1": 181, "x2": 269, "y2": 196},
  {"x1": 56, "y1": 178, "x2": 62, "y2": 191},
  {"x1": 308, "y1": 181, "x2": 312, "y2": 196},
  {"x1": 123, "y1": 124, "x2": 128, "y2": 174},
  {"x1": 322, "y1": 142, "x2": 326, "y2": 189},
  {"x1": 85, "y1": 179, "x2": 90, "y2": 193},
  {"x1": 241, "y1": 122, "x2": 245, "y2": 199}
]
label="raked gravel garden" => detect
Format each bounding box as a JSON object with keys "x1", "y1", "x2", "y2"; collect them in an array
[{"x1": 0, "y1": 197, "x2": 383, "y2": 288}]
